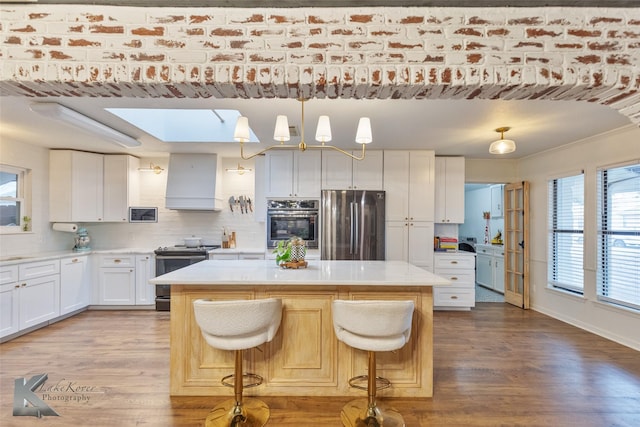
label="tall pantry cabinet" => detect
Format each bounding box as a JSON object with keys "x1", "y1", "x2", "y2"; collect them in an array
[{"x1": 383, "y1": 150, "x2": 435, "y2": 271}]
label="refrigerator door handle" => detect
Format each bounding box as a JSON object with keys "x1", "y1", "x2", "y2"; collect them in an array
[
  {"x1": 353, "y1": 202, "x2": 359, "y2": 256},
  {"x1": 349, "y1": 202, "x2": 355, "y2": 254}
]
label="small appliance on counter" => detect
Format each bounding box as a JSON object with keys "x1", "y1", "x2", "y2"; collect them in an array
[{"x1": 73, "y1": 227, "x2": 91, "y2": 252}]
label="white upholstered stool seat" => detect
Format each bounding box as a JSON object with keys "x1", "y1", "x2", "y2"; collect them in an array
[
  {"x1": 193, "y1": 298, "x2": 282, "y2": 427},
  {"x1": 332, "y1": 300, "x2": 415, "y2": 427}
]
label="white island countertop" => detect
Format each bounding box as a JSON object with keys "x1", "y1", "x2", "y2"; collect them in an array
[{"x1": 150, "y1": 259, "x2": 450, "y2": 287}]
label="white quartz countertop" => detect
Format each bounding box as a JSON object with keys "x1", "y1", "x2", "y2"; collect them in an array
[{"x1": 149, "y1": 260, "x2": 451, "y2": 287}]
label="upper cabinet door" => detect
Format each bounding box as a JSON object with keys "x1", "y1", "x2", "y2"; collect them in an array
[
  {"x1": 434, "y1": 156, "x2": 465, "y2": 224},
  {"x1": 383, "y1": 150, "x2": 435, "y2": 222},
  {"x1": 50, "y1": 150, "x2": 104, "y2": 222},
  {"x1": 321, "y1": 151, "x2": 353, "y2": 189},
  {"x1": 294, "y1": 151, "x2": 322, "y2": 198},
  {"x1": 408, "y1": 151, "x2": 435, "y2": 222},
  {"x1": 266, "y1": 151, "x2": 321, "y2": 198},
  {"x1": 352, "y1": 150, "x2": 383, "y2": 190},
  {"x1": 103, "y1": 155, "x2": 139, "y2": 222},
  {"x1": 265, "y1": 151, "x2": 294, "y2": 197}
]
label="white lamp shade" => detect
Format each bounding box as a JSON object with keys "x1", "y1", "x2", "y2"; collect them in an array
[
  {"x1": 273, "y1": 115, "x2": 290, "y2": 142},
  {"x1": 489, "y1": 138, "x2": 516, "y2": 154},
  {"x1": 233, "y1": 116, "x2": 250, "y2": 142},
  {"x1": 355, "y1": 117, "x2": 372, "y2": 144},
  {"x1": 315, "y1": 115, "x2": 332, "y2": 142}
]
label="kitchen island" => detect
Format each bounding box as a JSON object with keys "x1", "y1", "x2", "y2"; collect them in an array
[{"x1": 150, "y1": 260, "x2": 449, "y2": 397}]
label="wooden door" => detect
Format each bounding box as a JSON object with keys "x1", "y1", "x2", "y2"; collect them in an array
[{"x1": 504, "y1": 181, "x2": 530, "y2": 309}]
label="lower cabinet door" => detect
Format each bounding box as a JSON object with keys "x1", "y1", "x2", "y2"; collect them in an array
[
  {"x1": 99, "y1": 268, "x2": 135, "y2": 305},
  {"x1": 19, "y1": 275, "x2": 60, "y2": 330},
  {"x1": 0, "y1": 283, "x2": 19, "y2": 338}
]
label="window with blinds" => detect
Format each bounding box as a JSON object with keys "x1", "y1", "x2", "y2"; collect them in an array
[
  {"x1": 548, "y1": 173, "x2": 584, "y2": 293},
  {"x1": 597, "y1": 161, "x2": 640, "y2": 311}
]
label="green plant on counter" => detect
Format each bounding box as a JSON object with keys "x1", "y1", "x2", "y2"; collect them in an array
[
  {"x1": 22, "y1": 216, "x2": 31, "y2": 232},
  {"x1": 273, "y1": 240, "x2": 292, "y2": 265}
]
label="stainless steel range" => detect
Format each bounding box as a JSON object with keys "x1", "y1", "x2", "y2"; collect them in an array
[{"x1": 154, "y1": 244, "x2": 220, "y2": 311}]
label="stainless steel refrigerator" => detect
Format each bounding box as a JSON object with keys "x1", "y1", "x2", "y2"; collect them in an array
[{"x1": 321, "y1": 190, "x2": 385, "y2": 260}]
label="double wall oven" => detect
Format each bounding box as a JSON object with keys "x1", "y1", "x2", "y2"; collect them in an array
[
  {"x1": 154, "y1": 245, "x2": 219, "y2": 311},
  {"x1": 266, "y1": 199, "x2": 319, "y2": 249}
]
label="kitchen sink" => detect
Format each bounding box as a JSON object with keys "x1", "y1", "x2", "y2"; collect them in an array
[{"x1": 0, "y1": 256, "x2": 32, "y2": 262}]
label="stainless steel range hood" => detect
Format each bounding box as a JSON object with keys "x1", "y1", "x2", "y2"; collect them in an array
[{"x1": 165, "y1": 153, "x2": 223, "y2": 211}]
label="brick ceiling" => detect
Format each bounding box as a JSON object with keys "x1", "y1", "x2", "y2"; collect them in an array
[{"x1": 31, "y1": 0, "x2": 640, "y2": 7}]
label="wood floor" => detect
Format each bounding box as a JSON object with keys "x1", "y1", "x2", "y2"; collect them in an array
[{"x1": 1, "y1": 304, "x2": 639, "y2": 426}]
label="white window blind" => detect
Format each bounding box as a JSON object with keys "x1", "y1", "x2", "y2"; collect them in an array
[
  {"x1": 548, "y1": 173, "x2": 584, "y2": 293},
  {"x1": 597, "y1": 161, "x2": 640, "y2": 311}
]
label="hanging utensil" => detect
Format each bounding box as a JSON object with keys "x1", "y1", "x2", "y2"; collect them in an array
[
  {"x1": 228, "y1": 196, "x2": 235, "y2": 212},
  {"x1": 239, "y1": 195, "x2": 245, "y2": 214}
]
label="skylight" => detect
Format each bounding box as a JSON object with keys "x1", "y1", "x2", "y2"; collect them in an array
[{"x1": 105, "y1": 108, "x2": 259, "y2": 143}]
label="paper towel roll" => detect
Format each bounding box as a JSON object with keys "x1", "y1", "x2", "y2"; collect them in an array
[{"x1": 52, "y1": 223, "x2": 78, "y2": 233}]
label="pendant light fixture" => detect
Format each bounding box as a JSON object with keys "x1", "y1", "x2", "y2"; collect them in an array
[
  {"x1": 489, "y1": 126, "x2": 516, "y2": 155},
  {"x1": 234, "y1": 99, "x2": 372, "y2": 161}
]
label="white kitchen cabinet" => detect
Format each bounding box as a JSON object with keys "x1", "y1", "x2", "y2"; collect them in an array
[
  {"x1": 490, "y1": 184, "x2": 504, "y2": 218},
  {"x1": 50, "y1": 150, "x2": 104, "y2": 222},
  {"x1": 1, "y1": 260, "x2": 60, "y2": 340},
  {"x1": 50, "y1": 150, "x2": 140, "y2": 223},
  {"x1": 135, "y1": 254, "x2": 155, "y2": 305},
  {"x1": 98, "y1": 255, "x2": 136, "y2": 305},
  {"x1": 384, "y1": 150, "x2": 435, "y2": 222},
  {"x1": 265, "y1": 151, "x2": 321, "y2": 198},
  {"x1": 434, "y1": 156, "x2": 465, "y2": 224},
  {"x1": 321, "y1": 150, "x2": 383, "y2": 190},
  {"x1": 103, "y1": 155, "x2": 140, "y2": 222},
  {"x1": 476, "y1": 244, "x2": 504, "y2": 294},
  {"x1": 19, "y1": 274, "x2": 61, "y2": 330},
  {"x1": 386, "y1": 221, "x2": 434, "y2": 271},
  {"x1": 433, "y1": 252, "x2": 476, "y2": 310},
  {"x1": 60, "y1": 255, "x2": 90, "y2": 315},
  {"x1": 210, "y1": 252, "x2": 265, "y2": 260},
  {"x1": 0, "y1": 265, "x2": 19, "y2": 338}
]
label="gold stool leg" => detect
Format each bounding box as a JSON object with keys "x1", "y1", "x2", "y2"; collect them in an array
[
  {"x1": 205, "y1": 350, "x2": 270, "y2": 427},
  {"x1": 340, "y1": 351, "x2": 406, "y2": 427}
]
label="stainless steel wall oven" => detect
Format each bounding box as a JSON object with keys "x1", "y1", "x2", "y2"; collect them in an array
[{"x1": 266, "y1": 199, "x2": 319, "y2": 249}]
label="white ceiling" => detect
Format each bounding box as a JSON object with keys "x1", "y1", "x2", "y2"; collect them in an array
[{"x1": 0, "y1": 95, "x2": 632, "y2": 160}]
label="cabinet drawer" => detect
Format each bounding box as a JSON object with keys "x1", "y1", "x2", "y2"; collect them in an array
[
  {"x1": 434, "y1": 254, "x2": 475, "y2": 270},
  {"x1": 238, "y1": 254, "x2": 265, "y2": 260},
  {"x1": 100, "y1": 255, "x2": 136, "y2": 267},
  {"x1": 19, "y1": 260, "x2": 60, "y2": 280},
  {"x1": 434, "y1": 286, "x2": 475, "y2": 307},
  {"x1": 434, "y1": 270, "x2": 475, "y2": 287},
  {"x1": 0, "y1": 265, "x2": 19, "y2": 285}
]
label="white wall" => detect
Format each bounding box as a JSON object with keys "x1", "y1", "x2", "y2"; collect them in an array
[
  {"x1": 518, "y1": 124, "x2": 640, "y2": 351},
  {"x1": 0, "y1": 138, "x2": 266, "y2": 256},
  {"x1": 0, "y1": 138, "x2": 74, "y2": 256},
  {"x1": 460, "y1": 186, "x2": 504, "y2": 244}
]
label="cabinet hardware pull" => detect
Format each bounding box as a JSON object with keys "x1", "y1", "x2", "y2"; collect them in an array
[
  {"x1": 451, "y1": 295, "x2": 458, "y2": 299},
  {"x1": 451, "y1": 261, "x2": 458, "y2": 264},
  {"x1": 15, "y1": 285, "x2": 20, "y2": 289},
  {"x1": 114, "y1": 259, "x2": 121, "y2": 263},
  {"x1": 72, "y1": 258, "x2": 78, "y2": 262},
  {"x1": 451, "y1": 277, "x2": 458, "y2": 280},
  {"x1": 21, "y1": 283, "x2": 26, "y2": 287}
]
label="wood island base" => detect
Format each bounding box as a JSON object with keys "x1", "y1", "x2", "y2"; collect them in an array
[{"x1": 169, "y1": 284, "x2": 434, "y2": 398}]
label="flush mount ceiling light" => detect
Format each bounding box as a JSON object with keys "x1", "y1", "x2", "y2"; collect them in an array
[
  {"x1": 234, "y1": 99, "x2": 372, "y2": 161},
  {"x1": 30, "y1": 103, "x2": 141, "y2": 148},
  {"x1": 489, "y1": 126, "x2": 516, "y2": 155},
  {"x1": 138, "y1": 163, "x2": 164, "y2": 174}
]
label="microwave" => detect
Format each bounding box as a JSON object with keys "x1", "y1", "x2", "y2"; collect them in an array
[{"x1": 129, "y1": 207, "x2": 158, "y2": 223}]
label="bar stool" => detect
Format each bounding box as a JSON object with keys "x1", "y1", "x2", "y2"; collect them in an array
[
  {"x1": 193, "y1": 298, "x2": 283, "y2": 427},
  {"x1": 332, "y1": 300, "x2": 415, "y2": 427}
]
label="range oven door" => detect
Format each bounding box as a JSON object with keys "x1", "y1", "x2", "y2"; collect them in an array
[
  {"x1": 266, "y1": 211, "x2": 318, "y2": 249},
  {"x1": 155, "y1": 255, "x2": 206, "y2": 311}
]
